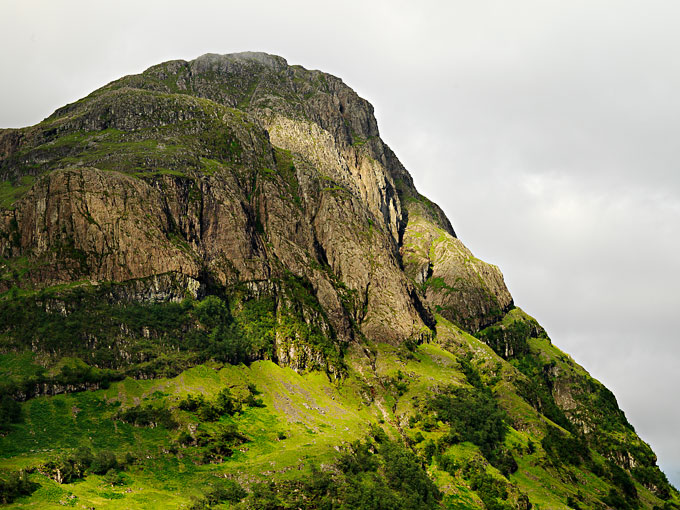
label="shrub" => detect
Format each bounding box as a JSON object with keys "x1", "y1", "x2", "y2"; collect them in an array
[
  {"x1": 633, "y1": 465, "x2": 672, "y2": 500},
  {"x1": 478, "y1": 320, "x2": 531, "y2": 360},
  {"x1": 179, "y1": 387, "x2": 242, "y2": 422},
  {"x1": 207, "y1": 479, "x2": 247, "y2": 503},
  {"x1": 91, "y1": 450, "x2": 118, "y2": 475},
  {"x1": 195, "y1": 424, "x2": 249, "y2": 462},
  {"x1": 117, "y1": 404, "x2": 177, "y2": 429},
  {"x1": 0, "y1": 395, "x2": 21, "y2": 430},
  {"x1": 0, "y1": 470, "x2": 38, "y2": 504},
  {"x1": 603, "y1": 488, "x2": 633, "y2": 510},
  {"x1": 428, "y1": 385, "x2": 508, "y2": 460},
  {"x1": 541, "y1": 426, "x2": 589, "y2": 466},
  {"x1": 608, "y1": 461, "x2": 637, "y2": 501},
  {"x1": 103, "y1": 469, "x2": 128, "y2": 486}
]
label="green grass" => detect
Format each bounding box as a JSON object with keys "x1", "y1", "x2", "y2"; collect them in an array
[
  {"x1": 0, "y1": 176, "x2": 36, "y2": 209},
  {"x1": 0, "y1": 332, "x2": 677, "y2": 509},
  {"x1": 0, "y1": 292, "x2": 674, "y2": 509}
]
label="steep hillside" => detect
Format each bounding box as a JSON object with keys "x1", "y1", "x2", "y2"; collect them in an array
[{"x1": 0, "y1": 52, "x2": 676, "y2": 509}]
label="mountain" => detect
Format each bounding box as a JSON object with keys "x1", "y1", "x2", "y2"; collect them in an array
[{"x1": 0, "y1": 52, "x2": 676, "y2": 509}]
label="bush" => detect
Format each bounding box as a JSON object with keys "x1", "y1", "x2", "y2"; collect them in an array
[
  {"x1": 179, "y1": 387, "x2": 242, "y2": 422},
  {"x1": 512, "y1": 356, "x2": 572, "y2": 432},
  {"x1": 103, "y1": 469, "x2": 128, "y2": 486},
  {"x1": 195, "y1": 424, "x2": 249, "y2": 462},
  {"x1": 567, "y1": 494, "x2": 582, "y2": 509},
  {"x1": 42, "y1": 457, "x2": 87, "y2": 484},
  {"x1": 458, "y1": 355, "x2": 483, "y2": 388},
  {"x1": 193, "y1": 295, "x2": 229, "y2": 329},
  {"x1": 478, "y1": 320, "x2": 531, "y2": 360},
  {"x1": 0, "y1": 470, "x2": 38, "y2": 504},
  {"x1": 541, "y1": 426, "x2": 589, "y2": 466},
  {"x1": 469, "y1": 470, "x2": 510, "y2": 510},
  {"x1": 603, "y1": 488, "x2": 633, "y2": 510},
  {"x1": 73, "y1": 446, "x2": 94, "y2": 469},
  {"x1": 117, "y1": 404, "x2": 177, "y2": 429},
  {"x1": 633, "y1": 465, "x2": 672, "y2": 500},
  {"x1": 208, "y1": 479, "x2": 247, "y2": 503},
  {"x1": 91, "y1": 450, "x2": 118, "y2": 475},
  {"x1": 428, "y1": 385, "x2": 508, "y2": 460},
  {"x1": 242, "y1": 436, "x2": 441, "y2": 510},
  {"x1": 490, "y1": 448, "x2": 518, "y2": 477},
  {"x1": 0, "y1": 395, "x2": 21, "y2": 430},
  {"x1": 608, "y1": 461, "x2": 638, "y2": 502}
]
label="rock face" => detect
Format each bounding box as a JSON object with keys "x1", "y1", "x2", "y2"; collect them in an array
[{"x1": 0, "y1": 52, "x2": 509, "y2": 356}]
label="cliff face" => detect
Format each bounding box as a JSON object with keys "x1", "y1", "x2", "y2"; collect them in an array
[
  {"x1": 0, "y1": 52, "x2": 511, "y2": 352},
  {"x1": 0, "y1": 53, "x2": 676, "y2": 509}
]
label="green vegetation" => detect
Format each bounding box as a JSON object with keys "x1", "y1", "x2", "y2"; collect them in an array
[
  {"x1": 0, "y1": 470, "x2": 38, "y2": 504},
  {"x1": 511, "y1": 355, "x2": 573, "y2": 431},
  {"x1": 0, "y1": 176, "x2": 36, "y2": 209},
  {"x1": 0, "y1": 285, "x2": 280, "y2": 383},
  {"x1": 541, "y1": 425, "x2": 589, "y2": 466},
  {"x1": 0, "y1": 395, "x2": 21, "y2": 431},
  {"x1": 0, "y1": 321, "x2": 677, "y2": 508},
  {"x1": 189, "y1": 479, "x2": 247, "y2": 509},
  {"x1": 243, "y1": 433, "x2": 442, "y2": 510},
  {"x1": 478, "y1": 319, "x2": 532, "y2": 360},
  {"x1": 116, "y1": 404, "x2": 178, "y2": 429},
  {"x1": 178, "y1": 385, "x2": 263, "y2": 422},
  {"x1": 272, "y1": 146, "x2": 302, "y2": 207},
  {"x1": 202, "y1": 122, "x2": 243, "y2": 162},
  {"x1": 40, "y1": 446, "x2": 126, "y2": 484}
]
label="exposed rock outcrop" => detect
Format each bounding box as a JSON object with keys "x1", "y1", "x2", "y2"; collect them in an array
[{"x1": 0, "y1": 51, "x2": 510, "y2": 365}]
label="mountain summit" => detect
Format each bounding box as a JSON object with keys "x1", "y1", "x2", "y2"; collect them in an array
[{"x1": 0, "y1": 52, "x2": 676, "y2": 509}]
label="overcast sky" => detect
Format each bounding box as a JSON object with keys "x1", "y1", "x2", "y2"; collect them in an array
[{"x1": 2, "y1": 0, "x2": 679, "y2": 487}]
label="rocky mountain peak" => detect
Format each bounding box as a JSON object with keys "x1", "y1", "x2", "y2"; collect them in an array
[
  {"x1": 195, "y1": 51, "x2": 290, "y2": 71},
  {"x1": 0, "y1": 53, "x2": 677, "y2": 509}
]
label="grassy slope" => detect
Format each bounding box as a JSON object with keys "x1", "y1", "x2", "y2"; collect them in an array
[{"x1": 1, "y1": 316, "x2": 676, "y2": 509}]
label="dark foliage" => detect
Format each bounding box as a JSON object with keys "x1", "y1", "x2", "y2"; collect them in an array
[
  {"x1": 0, "y1": 470, "x2": 38, "y2": 504},
  {"x1": 458, "y1": 354, "x2": 483, "y2": 389},
  {"x1": 468, "y1": 470, "x2": 512, "y2": 510},
  {"x1": 245, "y1": 436, "x2": 442, "y2": 510},
  {"x1": 42, "y1": 448, "x2": 92, "y2": 484},
  {"x1": 193, "y1": 424, "x2": 250, "y2": 463},
  {"x1": 91, "y1": 450, "x2": 119, "y2": 475},
  {"x1": 0, "y1": 360, "x2": 124, "y2": 402},
  {"x1": 491, "y1": 448, "x2": 519, "y2": 477},
  {"x1": 428, "y1": 385, "x2": 508, "y2": 463},
  {"x1": 178, "y1": 384, "x2": 264, "y2": 422},
  {"x1": 602, "y1": 487, "x2": 636, "y2": 510},
  {"x1": 541, "y1": 426, "x2": 590, "y2": 466},
  {"x1": 116, "y1": 404, "x2": 178, "y2": 429},
  {"x1": 189, "y1": 479, "x2": 247, "y2": 509},
  {"x1": 633, "y1": 465, "x2": 673, "y2": 500},
  {"x1": 40, "y1": 446, "x2": 130, "y2": 485},
  {"x1": 653, "y1": 503, "x2": 680, "y2": 510},
  {"x1": 478, "y1": 320, "x2": 531, "y2": 360},
  {"x1": 192, "y1": 294, "x2": 277, "y2": 365},
  {"x1": 0, "y1": 289, "x2": 278, "y2": 385},
  {"x1": 0, "y1": 394, "x2": 21, "y2": 430},
  {"x1": 179, "y1": 388, "x2": 241, "y2": 421},
  {"x1": 566, "y1": 494, "x2": 582, "y2": 510},
  {"x1": 608, "y1": 461, "x2": 638, "y2": 502},
  {"x1": 511, "y1": 356, "x2": 572, "y2": 432},
  {"x1": 580, "y1": 378, "x2": 634, "y2": 432}
]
